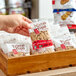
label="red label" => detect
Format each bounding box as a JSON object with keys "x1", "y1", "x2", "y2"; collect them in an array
[
  {"x1": 61, "y1": 44, "x2": 66, "y2": 49},
  {"x1": 32, "y1": 40, "x2": 53, "y2": 50},
  {"x1": 12, "y1": 49, "x2": 18, "y2": 54},
  {"x1": 57, "y1": 12, "x2": 59, "y2": 14},
  {"x1": 52, "y1": 0, "x2": 55, "y2": 5},
  {"x1": 67, "y1": 24, "x2": 76, "y2": 29},
  {"x1": 34, "y1": 29, "x2": 40, "y2": 34}
]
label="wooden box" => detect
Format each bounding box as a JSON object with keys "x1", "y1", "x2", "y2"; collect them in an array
[{"x1": 0, "y1": 49, "x2": 76, "y2": 76}]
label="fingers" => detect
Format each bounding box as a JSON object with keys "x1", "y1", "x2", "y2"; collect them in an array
[
  {"x1": 22, "y1": 28, "x2": 29, "y2": 33},
  {"x1": 13, "y1": 26, "x2": 30, "y2": 36},
  {"x1": 22, "y1": 21, "x2": 32, "y2": 29},
  {"x1": 23, "y1": 16, "x2": 32, "y2": 23},
  {"x1": 17, "y1": 30, "x2": 29, "y2": 36}
]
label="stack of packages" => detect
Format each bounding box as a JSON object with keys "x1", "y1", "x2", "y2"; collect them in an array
[
  {"x1": 8, "y1": 0, "x2": 25, "y2": 15},
  {"x1": 0, "y1": 0, "x2": 6, "y2": 15},
  {"x1": 52, "y1": 0, "x2": 76, "y2": 51}
]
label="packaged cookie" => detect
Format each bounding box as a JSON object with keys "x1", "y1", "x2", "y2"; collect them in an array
[
  {"x1": 50, "y1": 24, "x2": 76, "y2": 51},
  {"x1": 29, "y1": 21, "x2": 54, "y2": 55},
  {"x1": 54, "y1": 35, "x2": 75, "y2": 51},
  {"x1": 7, "y1": 43, "x2": 30, "y2": 57},
  {"x1": 0, "y1": 42, "x2": 30, "y2": 58},
  {"x1": 52, "y1": 0, "x2": 76, "y2": 9},
  {"x1": 0, "y1": 32, "x2": 32, "y2": 57},
  {"x1": 53, "y1": 9, "x2": 76, "y2": 24}
]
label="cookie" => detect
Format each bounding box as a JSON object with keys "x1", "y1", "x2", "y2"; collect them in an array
[
  {"x1": 8, "y1": 52, "x2": 25, "y2": 58},
  {"x1": 30, "y1": 31, "x2": 50, "y2": 42},
  {"x1": 61, "y1": 12, "x2": 72, "y2": 20},
  {"x1": 55, "y1": 46, "x2": 74, "y2": 51},
  {"x1": 61, "y1": 0, "x2": 69, "y2": 5}
]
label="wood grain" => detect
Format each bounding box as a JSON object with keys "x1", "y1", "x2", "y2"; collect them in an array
[
  {"x1": 1, "y1": 49, "x2": 76, "y2": 76},
  {"x1": 0, "y1": 51, "x2": 8, "y2": 75}
]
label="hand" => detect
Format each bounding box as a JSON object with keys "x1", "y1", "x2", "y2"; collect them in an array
[{"x1": 1, "y1": 14, "x2": 32, "y2": 36}]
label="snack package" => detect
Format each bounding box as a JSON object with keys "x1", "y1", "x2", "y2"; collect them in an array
[
  {"x1": 50, "y1": 24, "x2": 76, "y2": 51},
  {"x1": 0, "y1": 32, "x2": 31, "y2": 57},
  {"x1": 52, "y1": 0, "x2": 76, "y2": 9},
  {"x1": 29, "y1": 21, "x2": 54, "y2": 55},
  {"x1": 1, "y1": 43, "x2": 30, "y2": 58},
  {"x1": 53, "y1": 9, "x2": 76, "y2": 24}
]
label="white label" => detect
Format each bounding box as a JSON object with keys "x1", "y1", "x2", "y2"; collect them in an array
[
  {"x1": 6, "y1": 43, "x2": 29, "y2": 53},
  {"x1": 29, "y1": 21, "x2": 49, "y2": 33}
]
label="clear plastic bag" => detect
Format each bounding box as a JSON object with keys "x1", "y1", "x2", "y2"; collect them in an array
[
  {"x1": 53, "y1": 11, "x2": 76, "y2": 24},
  {"x1": 50, "y1": 24, "x2": 76, "y2": 51},
  {"x1": 52, "y1": 0, "x2": 76, "y2": 9},
  {"x1": 29, "y1": 20, "x2": 54, "y2": 55},
  {"x1": 0, "y1": 32, "x2": 31, "y2": 57}
]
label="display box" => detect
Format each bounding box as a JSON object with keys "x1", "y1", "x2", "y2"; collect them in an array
[{"x1": 0, "y1": 49, "x2": 76, "y2": 76}]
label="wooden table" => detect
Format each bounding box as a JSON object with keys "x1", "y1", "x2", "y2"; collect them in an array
[{"x1": 1, "y1": 66, "x2": 76, "y2": 76}]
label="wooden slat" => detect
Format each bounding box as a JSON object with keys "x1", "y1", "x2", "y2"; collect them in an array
[
  {"x1": 7, "y1": 49, "x2": 76, "y2": 75},
  {"x1": 0, "y1": 50, "x2": 8, "y2": 75},
  {"x1": 1, "y1": 49, "x2": 76, "y2": 76}
]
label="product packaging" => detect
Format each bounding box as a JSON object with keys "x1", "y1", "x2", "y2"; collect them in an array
[
  {"x1": 0, "y1": 32, "x2": 31, "y2": 57},
  {"x1": 53, "y1": 9, "x2": 76, "y2": 24},
  {"x1": 52, "y1": 0, "x2": 76, "y2": 9},
  {"x1": 29, "y1": 21, "x2": 54, "y2": 55},
  {"x1": 50, "y1": 24, "x2": 76, "y2": 51}
]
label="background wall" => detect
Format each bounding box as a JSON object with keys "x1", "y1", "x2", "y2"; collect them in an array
[
  {"x1": 39, "y1": 0, "x2": 53, "y2": 19},
  {"x1": 31, "y1": 0, "x2": 53, "y2": 19}
]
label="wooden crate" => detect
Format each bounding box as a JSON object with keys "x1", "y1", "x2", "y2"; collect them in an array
[{"x1": 0, "y1": 49, "x2": 76, "y2": 76}]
